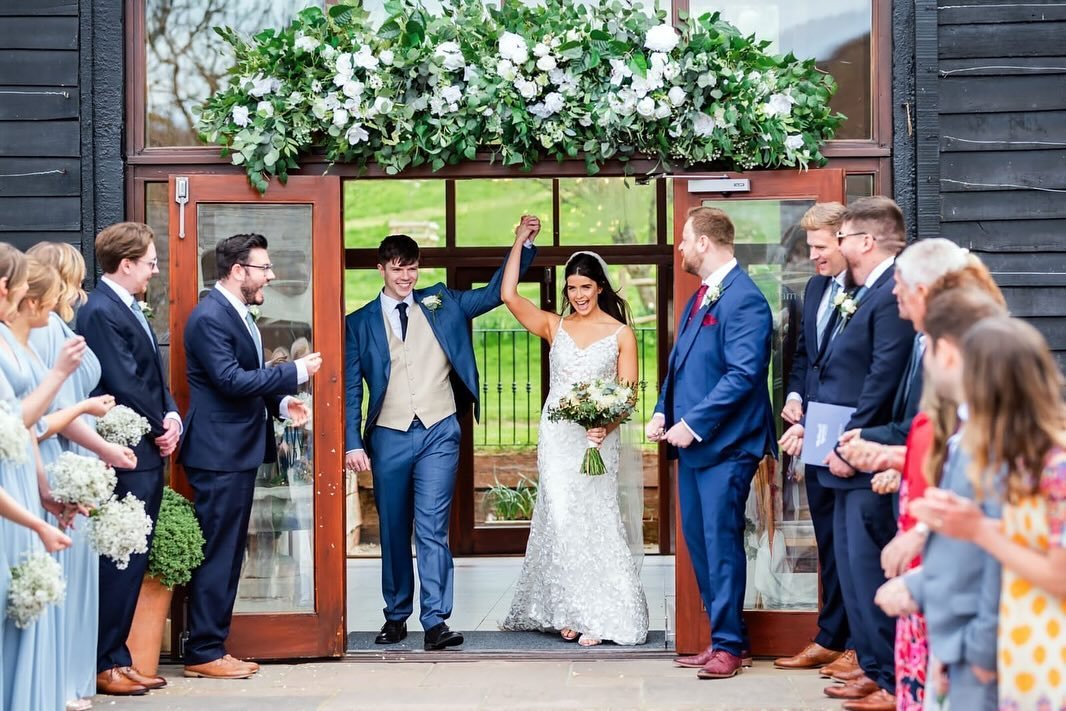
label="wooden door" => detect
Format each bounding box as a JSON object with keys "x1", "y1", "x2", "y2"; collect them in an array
[
  {"x1": 167, "y1": 174, "x2": 346, "y2": 659},
  {"x1": 671, "y1": 169, "x2": 845, "y2": 656}
]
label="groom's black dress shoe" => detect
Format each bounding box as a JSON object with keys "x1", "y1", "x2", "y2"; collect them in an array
[
  {"x1": 423, "y1": 623, "x2": 464, "y2": 650},
  {"x1": 375, "y1": 620, "x2": 407, "y2": 644}
]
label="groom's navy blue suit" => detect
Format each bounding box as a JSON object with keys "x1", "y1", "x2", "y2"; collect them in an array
[
  {"x1": 345, "y1": 246, "x2": 535, "y2": 630},
  {"x1": 78, "y1": 280, "x2": 175, "y2": 673},
  {"x1": 179, "y1": 287, "x2": 300, "y2": 664},
  {"x1": 656, "y1": 264, "x2": 776, "y2": 656}
]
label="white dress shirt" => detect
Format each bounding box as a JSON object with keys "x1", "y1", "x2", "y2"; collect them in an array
[
  {"x1": 378, "y1": 290, "x2": 416, "y2": 340},
  {"x1": 787, "y1": 270, "x2": 847, "y2": 406},
  {"x1": 863, "y1": 256, "x2": 896, "y2": 290},
  {"x1": 100, "y1": 276, "x2": 182, "y2": 433}
]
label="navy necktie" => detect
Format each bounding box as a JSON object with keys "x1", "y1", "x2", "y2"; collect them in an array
[{"x1": 396, "y1": 302, "x2": 409, "y2": 341}]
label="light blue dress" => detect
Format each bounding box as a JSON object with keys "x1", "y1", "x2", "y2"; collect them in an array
[
  {"x1": 0, "y1": 324, "x2": 60, "y2": 711},
  {"x1": 31, "y1": 312, "x2": 101, "y2": 702}
]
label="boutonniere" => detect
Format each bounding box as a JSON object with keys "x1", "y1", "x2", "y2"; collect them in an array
[
  {"x1": 833, "y1": 290, "x2": 859, "y2": 323},
  {"x1": 421, "y1": 294, "x2": 443, "y2": 312},
  {"x1": 137, "y1": 300, "x2": 154, "y2": 320},
  {"x1": 248, "y1": 305, "x2": 262, "y2": 322},
  {"x1": 701, "y1": 284, "x2": 722, "y2": 308}
]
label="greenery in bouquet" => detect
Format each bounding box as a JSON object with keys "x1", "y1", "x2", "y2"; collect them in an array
[
  {"x1": 48, "y1": 451, "x2": 117, "y2": 509},
  {"x1": 6, "y1": 551, "x2": 65, "y2": 629},
  {"x1": 89, "y1": 492, "x2": 154, "y2": 571},
  {"x1": 96, "y1": 405, "x2": 151, "y2": 448},
  {"x1": 147, "y1": 487, "x2": 205, "y2": 589},
  {"x1": 0, "y1": 400, "x2": 29, "y2": 464},
  {"x1": 546, "y1": 378, "x2": 638, "y2": 475},
  {"x1": 197, "y1": 0, "x2": 843, "y2": 192}
]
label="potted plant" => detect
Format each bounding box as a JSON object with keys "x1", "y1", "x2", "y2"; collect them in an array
[
  {"x1": 126, "y1": 487, "x2": 205, "y2": 676},
  {"x1": 483, "y1": 476, "x2": 538, "y2": 526}
]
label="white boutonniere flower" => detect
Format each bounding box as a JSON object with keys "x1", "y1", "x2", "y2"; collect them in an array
[
  {"x1": 422, "y1": 294, "x2": 443, "y2": 312},
  {"x1": 701, "y1": 284, "x2": 722, "y2": 308},
  {"x1": 833, "y1": 291, "x2": 858, "y2": 322},
  {"x1": 137, "y1": 300, "x2": 154, "y2": 320},
  {"x1": 248, "y1": 305, "x2": 261, "y2": 322}
]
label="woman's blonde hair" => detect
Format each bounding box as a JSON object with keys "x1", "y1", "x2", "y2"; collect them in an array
[
  {"x1": 21, "y1": 258, "x2": 62, "y2": 316},
  {"x1": 0, "y1": 243, "x2": 28, "y2": 299},
  {"x1": 962, "y1": 317, "x2": 1066, "y2": 503},
  {"x1": 26, "y1": 242, "x2": 86, "y2": 321}
]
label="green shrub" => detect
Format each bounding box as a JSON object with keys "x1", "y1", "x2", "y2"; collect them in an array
[
  {"x1": 485, "y1": 476, "x2": 538, "y2": 522},
  {"x1": 147, "y1": 488, "x2": 206, "y2": 589}
]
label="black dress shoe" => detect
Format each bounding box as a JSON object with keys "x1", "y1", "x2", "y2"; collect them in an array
[
  {"x1": 423, "y1": 623, "x2": 464, "y2": 650},
  {"x1": 375, "y1": 620, "x2": 407, "y2": 644}
]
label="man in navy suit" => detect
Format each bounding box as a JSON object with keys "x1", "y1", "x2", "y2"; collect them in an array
[
  {"x1": 179, "y1": 234, "x2": 321, "y2": 679},
  {"x1": 805, "y1": 197, "x2": 914, "y2": 711},
  {"x1": 774, "y1": 203, "x2": 856, "y2": 673},
  {"x1": 345, "y1": 230, "x2": 537, "y2": 650},
  {"x1": 78, "y1": 222, "x2": 181, "y2": 696},
  {"x1": 648, "y1": 206, "x2": 776, "y2": 680}
]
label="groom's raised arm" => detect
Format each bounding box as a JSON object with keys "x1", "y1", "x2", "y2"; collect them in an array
[
  {"x1": 455, "y1": 243, "x2": 537, "y2": 319},
  {"x1": 344, "y1": 314, "x2": 366, "y2": 452}
]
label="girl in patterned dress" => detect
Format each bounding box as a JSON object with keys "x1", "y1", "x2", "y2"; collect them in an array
[{"x1": 914, "y1": 317, "x2": 1066, "y2": 711}]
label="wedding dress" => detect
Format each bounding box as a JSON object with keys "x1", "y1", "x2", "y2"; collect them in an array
[{"x1": 502, "y1": 322, "x2": 649, "y2": 645}]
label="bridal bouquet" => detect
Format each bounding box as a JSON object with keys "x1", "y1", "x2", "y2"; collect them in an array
[
  {"x1": 546, "y1": 379, "x2": 638, "y2": 476},
  {"x1": 96, "y1": 405, "x2": 151, "y2": 447},
  {"x1": 48, "y1": 451, "x2": 117, "y2": 508},
  {"x1": 0, "y1": 400, "x2": 29, "y2": 464},
  {"x1": 6, "y1": 551, "x2": 65, "y2": 628},
  {"x1": 88, "y1": 493, "x2": 154, "y2": 570}
]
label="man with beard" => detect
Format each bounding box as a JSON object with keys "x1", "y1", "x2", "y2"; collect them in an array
[{"x1": 179, "y1": 233, "x2": 322, "y2": 679}]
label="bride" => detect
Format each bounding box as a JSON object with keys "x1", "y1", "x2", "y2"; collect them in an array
[{"x1": 499, "y1": 215, "x2": 649, "y2": 646}]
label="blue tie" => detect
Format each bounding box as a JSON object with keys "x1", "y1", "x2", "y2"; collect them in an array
[
  {"x1": 130, "y1": 301, "x2": 155, "y2": 348},
  {"x1": 245, "y1": 311, "x2": 263, "y2": 367},
  {"x1": 816, "y1": 280, "x2": 840, "y2": 347}
]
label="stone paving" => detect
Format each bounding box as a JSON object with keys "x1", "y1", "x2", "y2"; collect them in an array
[{"x1": 95, "y1": 660, "x2": 842, "y2": 710}]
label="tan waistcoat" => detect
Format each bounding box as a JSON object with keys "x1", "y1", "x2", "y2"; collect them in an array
[{"x1": 378, "y1": 303, "x2": 456, "y2": 431}]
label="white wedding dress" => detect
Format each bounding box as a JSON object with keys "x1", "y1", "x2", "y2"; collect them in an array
[{"x1": 502, "y1": 323, "x2": 649, "y2": 645}]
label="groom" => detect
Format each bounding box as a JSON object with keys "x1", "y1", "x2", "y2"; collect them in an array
[
  {"x1": 647, "y1": 206, "x2": 776, "y2": 679},
  {"x1": 345, "y1": 227, "x2": 537, "y2": 650}
]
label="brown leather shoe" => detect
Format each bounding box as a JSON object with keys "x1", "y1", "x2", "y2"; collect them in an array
[
  {"x1": 224, "y1": 654, "x2": 260, "y2": 674},
  {"x1": 696, "y1": 650, "x2": 744, "y2": 680},
  {"x1": 824, "y1": 675, "x2": 879, "y2": 699},
  {"x1": 183, "y1": 656, "x2": 255, "y2": 680},
  {"x1": 120, "y1": 666, "x2": 166, "y2": 689},
  {"x1": 96, "y1": 667, "x2": 148, "y2": 696},
  {"x1": 820, "y1": 648, "x2": 859, "y2": 678},
  {"x1": 773, "y1": 642, "x2": 842, "y2": 669},
  {"x1": 832, "y1": 665, "x2": 869, "y2": 683},
  {"x1": 843, "y1": 688, "x2": 897, "y2": 711},
  {"x1": 677, "y1": 646, "x2": 752, "y2": 668}
]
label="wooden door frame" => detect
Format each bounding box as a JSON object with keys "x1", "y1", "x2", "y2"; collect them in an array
[
  {"x1": 671, "y1": 169, "x2": 845, "y2": 656},
  {"x1": 167, "y1": 174, "x2": 347, "y2": 659}
]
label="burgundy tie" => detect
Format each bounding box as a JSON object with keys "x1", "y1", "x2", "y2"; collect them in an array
[{"x1": 687, "y1": 284, "x2": 708, "y2": 325}]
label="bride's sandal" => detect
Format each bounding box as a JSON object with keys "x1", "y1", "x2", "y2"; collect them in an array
[
  {"x1": 560, "y1": 628, "x2": 579, "y2": 642},
  {"x1": 578, "y1": 636, "x2": 602, "y2": 647}
]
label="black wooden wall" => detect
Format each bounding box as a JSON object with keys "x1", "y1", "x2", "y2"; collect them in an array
[
  {"x1": 0, "y1": 0, "x2": 123, "y2": 274},
  {"x1": 915, "y1": 0, "x2": 1066, "y2": 364}
]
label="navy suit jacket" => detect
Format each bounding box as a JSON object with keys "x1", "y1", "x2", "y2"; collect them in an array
[
  {"x1": 655, "y1": 265, "x2": 777, "y2": 469},
  {"x1": 177, "y1": 288, "x2": 299, "y2": 472},
  {"x1": 807, "y1": 264, "x2": 915, "y2": 489},
  {"x1": 786, "y1": 274, "x2": 833, "y2": 402},
  {"x1": 77, "y1": 282, "x2": 177, "y2": 473},
  {"x1": 861, "y1": 336, "x2": 923, "y2": 446},
  {"x1": 345, "y1": 245, "x2": 536, "y2": 455}
]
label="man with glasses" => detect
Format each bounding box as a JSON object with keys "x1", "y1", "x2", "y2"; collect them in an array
[
  {"x1": 179, "y1": 233, "x2": 322, "y2": 680},
  {"x1": 78, "y1": 222, "x2": 182, "y2": 695}
]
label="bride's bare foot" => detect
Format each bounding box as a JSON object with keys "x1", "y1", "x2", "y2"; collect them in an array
[
  {"x1": 560, "y1": 628, "x2": 579, "y2": 641},
  {"x1": 578, "y1": 636, "x2": 602, "y2": 647}
]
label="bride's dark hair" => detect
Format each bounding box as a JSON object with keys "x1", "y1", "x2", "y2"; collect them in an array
[{"x1": 562, "y1": 253, "x2": 631, "y2": 325}]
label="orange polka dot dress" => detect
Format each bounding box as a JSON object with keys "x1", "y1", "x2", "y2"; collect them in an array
[{"x1": 997, "y1": 448, "x2": 1066, "y2": 711}]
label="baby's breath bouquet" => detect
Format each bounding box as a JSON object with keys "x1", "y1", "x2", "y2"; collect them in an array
[
  {"x1": 547, "y1": 379, "x2": 638, "y2": 475},
  {"x1": 96, "y1": 405, "x2": 151, "y2": 448},
  {"x1": 89, "y1": 492, "x2": 154, "y2": 570},
  {"x1": 0, "y1": 400, "x2": 29, "y2": 464},
  {"x1": 6, "y1": 551, "x2": 65, "y2": 628},
  {"x1": 48, "y1": 452, "x2": 117, "y2": 508}
]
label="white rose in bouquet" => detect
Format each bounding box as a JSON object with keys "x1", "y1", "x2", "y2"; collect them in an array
[
  {"x1": 644, "y1": 24, "x2": 679, "y2": 54},
  {"x1": 499, "y1": 32, "x2": 529, "y2": 65},
  {"x1": 6, "y1": 551, "x2": 65, "y2": 629}
]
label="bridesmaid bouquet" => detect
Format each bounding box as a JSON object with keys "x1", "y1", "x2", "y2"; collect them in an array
[
  {"x1": 547, "y1": 379, "x2": 638, "y2": 476},
  {"x1": 6, "y1": 551, "x2": 65, "y2": 628},
  {"x1": 88, "y1": 492, "x2": 154, "y2": 570},
  {"x1": 0, "y1": 400, "x2": 29, "y2": 464},
  {"x1": 48, "y1": 452, "x2": 117, "y2": 508},
  {"x1": 96, "y1": 405, "x2": 151, "y2": 447}
]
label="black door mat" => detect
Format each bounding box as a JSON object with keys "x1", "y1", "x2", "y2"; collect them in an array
[{"x1": 345, "y1": 630, "x2": 670, "y2": 661}]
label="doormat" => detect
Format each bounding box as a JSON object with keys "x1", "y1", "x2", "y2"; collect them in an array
[{"x1": 345, "y1": 630, "x2": 670, "y2": 661}]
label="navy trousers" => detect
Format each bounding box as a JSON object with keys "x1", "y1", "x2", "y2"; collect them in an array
[
  {"x1": 806, "y1": 465, "x2": 850, "y2": 651},
  {"x1": 677, "y1": 453, "x2": 758, "y2": 656},
  {"x1": 370, "y1": 415, "x2": 460, "y2": 630},
  {"x1": 833, "y1": 487, "x2": 897, "y2": 692},
  {"x1": 184, "y1": 467, "x2": 258, "y2": 664},
  {"x1": 97, "y1": 467, "x2": 163, "y2": 672}
]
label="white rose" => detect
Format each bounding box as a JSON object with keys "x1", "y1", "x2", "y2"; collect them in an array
[
  {"x1": 319, "y1": 44, "x2": 337, "y2": 61},
  {"x1": 379, "y1": 49, "x2": 394, "y2": 66},
  {"x1": 650, "y1": 52, "x2": 668, "y2": 68},
  {"x1": 311, "y1": 99, "x2": 328, "y2": 119},
  {"x1": 536, "y1": 55, "x2": 557, "y2": 72},
  {"x1": 516, "y1": 79, "x2": 539, "y2": 100},
  {"x1": 345, "y1": 124, "x2": 370, "y2": 145},
  {"x1": 528, "y1": 102, "x2": 553, "y2": 119},
  {"x1": 435, "y1": 42, "x2": 465, "y2": 71},
  {"x1": 294, "y1": 35, "x2": 320, "y2": 52},
  {"x1": 342, "y1": 80, "x2": 364, "y2": 99},
  {"x1": 335, "y1": 53, "x2": 354, "y2": 78},
  {"x1": 565, "y1": 29, "x2": 581, "y2": 43},
  {"x1": 784, "y1": 134, "x2": 805, "y2": 151},
  {"x1": 644, "y1": 24, "x2": 679, "y2": 53},
  {"x1": 499, "y1": 32, "x2": 529, "y2": 64},
  {"x1": 636, "y1": 97, "x2": 656, "y2": 118},
  {"x1": 231, "y1": 105, "x2": 250, "y2": 127},
  {"x1": 668, "y1": 86, "x2": 686, "y2": 107},
  {"x1": 544, "y1": 91, "x2": 565, "y2": 114},
  {"x1": 654, "y1": 102, "x2": 671, "y2": 119},
  {"x1": 533, "y1": 42, "x2": 551, "y2": 58},
  {"x1": 249, "y1": 75, "x2": 280, "y2": 98},
  {"x1": 372, "y1": 96, "x2": 394, "y2": 115},
  {"x1": 332, "y1": 108, "x2": 349, "y2": 126},
  {"x1": 440, "y1": 85, "x2": 463, "y2": 105},
  {"x1": 764, "y1": 93, "x2": 795, "y2": 118},
  {"x1": 496, "y1": 59, "x2": 517, "y2": 81},
  {"x1": 693, "y1": 112, "x2": 715, "y2": 137},
  {"x1": 256, "y1": 100, "x2": 274, "y2": 118},
  {"x1": 630, "y1": 75, "x2": 651, "y2": 98},
  {"x1": 353, "y1": 46, "x2": 379, "y2": 70}
]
